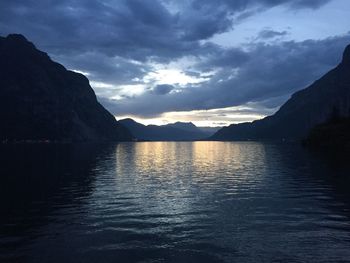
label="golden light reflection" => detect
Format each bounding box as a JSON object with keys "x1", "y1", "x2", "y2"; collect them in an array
[
  {"x1": 191, "y1": 142, "x2": 245, "y2": 172},
  {"x1": 116, "y1": 141, "x2": 267, "y2": 182},
  {"x1": 114, "y1": 141, "x2": 268, "y2": 218}
]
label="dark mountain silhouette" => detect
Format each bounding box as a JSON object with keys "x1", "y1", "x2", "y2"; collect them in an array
[
  {"x1": 164, "y1": 122, "x2": 221, "y2": 137},
  {"x1": 164, "y1": 122, "x2": 200, "y2": 133},
  {"x1": 211, "y1": 43, "x2": 350, "y2": 141},
  {"x1": 119, "y1": 118, "x2": 216, "y2": 141},
  {"x1": 303, "y1": 116, "x2": 350, "y2": 149},
  {"x1": 197, "y1": 126, "x2": 221, "y2": 135},
  {"x1": 0, "y1": 34, "x2": 132, "y2": 142}
]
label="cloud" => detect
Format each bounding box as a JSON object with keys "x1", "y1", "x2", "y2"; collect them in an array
[
  {"x1": 53, "y1": 51, "x2": 151, "y2": 86},
  {"x1": 0, "y1": 0, "x2": 332, "y2": 62},
  {"x1": 102, "y1": 33, "x2": 350, "y2": 117},
  {"x1": 152, "y1": 84, "x2": 175, "y2": 95},
  {"x1": 192, "y1": 0, "x2": 331, "y2": 13},
  {"x1": 197, "y1": 46, "x2": 250, "y2": 69},
  {"x1": 257, "y1": 29, "x2": 289, "y2": 39}
]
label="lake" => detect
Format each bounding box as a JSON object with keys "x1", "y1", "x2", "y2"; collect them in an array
[{"x1": 1, "y1": 142, "x2": 350, "y2": 262}]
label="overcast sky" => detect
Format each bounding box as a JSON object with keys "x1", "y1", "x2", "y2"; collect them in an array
[{"x1": 1, "y1": 0, "x2": 350, "y2": 126}]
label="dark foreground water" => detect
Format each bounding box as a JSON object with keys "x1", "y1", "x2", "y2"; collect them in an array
[{"x1": 1, "y1": 142, "x2": 350, "y2": 263}]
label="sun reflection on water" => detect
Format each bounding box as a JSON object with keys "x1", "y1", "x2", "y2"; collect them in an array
[{"x1": 115, "y1": 141, "x2": 267, "y2": 192}]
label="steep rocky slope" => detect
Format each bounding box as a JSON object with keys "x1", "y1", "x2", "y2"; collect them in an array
[
  {"x1": 211, "y1": 44, "x2": 350, "y2": 141},
  {"x1": 0, "y1": 34, "x2": 132, "y2": 142}
]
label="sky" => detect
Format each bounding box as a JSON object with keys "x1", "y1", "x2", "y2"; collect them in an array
[{"x1": 1, "y1": 0, "x2": 350, "y2": 127}]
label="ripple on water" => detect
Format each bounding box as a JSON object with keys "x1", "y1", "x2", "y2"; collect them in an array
[{"x1": 1, "y1": 142, "x2": 350, "y2": 262}]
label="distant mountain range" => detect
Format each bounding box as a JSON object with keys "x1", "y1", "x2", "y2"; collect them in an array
[
  {"x1": 211, "y1": 43, "x2": 350, "y2": 141},
  {"x1": 0, "y1": 34, "x2": 132, "y2": 142},
  {"x1": 119, "y1": 118, "x2": 220, "y2": 141}
]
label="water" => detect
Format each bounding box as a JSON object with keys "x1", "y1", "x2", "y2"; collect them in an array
[{"x1": 1, "y1": 142, "x2": 350, "y2": 263}]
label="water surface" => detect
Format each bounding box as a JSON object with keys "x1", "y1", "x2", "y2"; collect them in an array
[{"x1": 1, "y1": 142, "x2": 350, "y2": 262}]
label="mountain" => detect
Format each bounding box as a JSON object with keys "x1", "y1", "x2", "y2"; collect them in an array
[
  {"x1": 0, "y1": 34, "x2": 132, "y2": 142},
  {"x1": 119, "y1": 118, "x2": 216, "y2": 141},
  {"x1": 303, "y1": 116, "x2": 350, "y2": 149},
  {"x1": 164, "y1": 122, "x2": 220, "y2": 137},
  {"x1": 164, "y1": 122, "x2": 200, "y2": 133},
  {"x1": 211, "y1": 43, "x2": 350, "y2": 141},
  {"x1": 197, "y1": 126, "x2": 221, "y2": 135}
]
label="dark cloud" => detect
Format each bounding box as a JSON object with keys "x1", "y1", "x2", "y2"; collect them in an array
[
  {"x1": 192, "y1": 0, "x2": 331, "y2": 13},
  {"x1": 288, "y1": 0, "x2": 331, "y2": 9},
  {"x1": 152, "y1": 84, "x2": 175, "y2": 95},
  {"x1": 257, "y1": 29, "x2": 288, "y2": 39},
  {"x1": 104, "y1": 34, "x2": 350, "y2": 117},
  {"x1": 53, "y1": 52, "x2": 150, "y2": 85},
  {"x1": 0, "y1": 0, "x2": 331, "y2": 62},
  {"x1": 0, "y1": 0, "x2": 194, "y2": 61}
]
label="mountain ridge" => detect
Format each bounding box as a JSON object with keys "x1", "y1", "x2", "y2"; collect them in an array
[
  {"x1": 211, "y1": 43, "x2": 350, "y2": 141},
  {"x1": 119, "y1": 118, "x2": 218, "y2": 141},
  {"x1": 0, "y1": 34, "x2": 133, "y2": 142}
]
